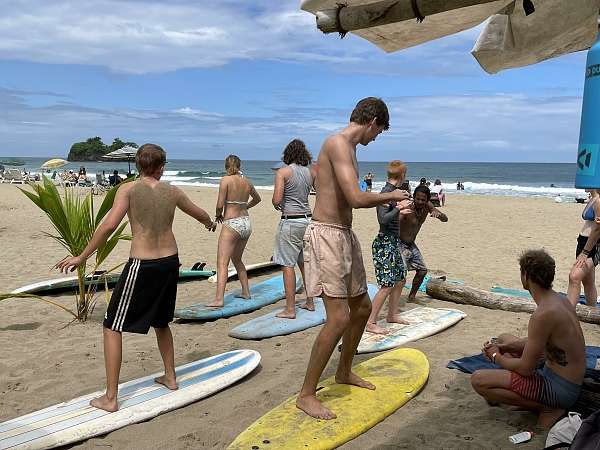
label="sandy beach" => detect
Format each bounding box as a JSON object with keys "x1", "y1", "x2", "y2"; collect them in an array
[{"x1": 1, "y1": 183, "x2": 599, "y2": 450}]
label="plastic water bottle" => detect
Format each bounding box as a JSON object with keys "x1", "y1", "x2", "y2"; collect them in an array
[{"x1": 508, "y1": 431, "x2": 533, "y2": 444}]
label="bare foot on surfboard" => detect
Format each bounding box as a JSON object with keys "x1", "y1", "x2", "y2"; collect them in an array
[
  {"x1": 155, "y1": 375, "x2": 178, "y2": 390},
  {"x1": 276, "y1": 310, "x2": 296, "y2": 319},
  {"x1": 296, "y1": 395, "x2": 337, "y2": 420},
  {"x1": 234, "y1": 292, "x2": 251, "y2": 300},
  {"x1": 335, "y1": 371, "x2": 376, "y2": 390},
  {"x1": 298, "y1": 301, "x2": 315, "y2": 311},
  {"x1": 365, "y1": 323, "x2": 390, "y2": 335},
  {"x1": 206, "y1": 300, "x2": 224, "y2": 308},
  {"x1": 90, "y1": 394, "x2": 118, "y2": 412},
  {"x1": 386, "y1": 314, "x2": 411, "y2": 325}
]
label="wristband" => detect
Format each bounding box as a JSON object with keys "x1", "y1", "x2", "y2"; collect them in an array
[{"x1": 491, "y1": 352, "x2": 497, "y2": 364}]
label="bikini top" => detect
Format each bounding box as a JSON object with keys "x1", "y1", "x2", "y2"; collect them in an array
[{"x1": 583, "y1": 198, "x2": 596, "y2": 221}]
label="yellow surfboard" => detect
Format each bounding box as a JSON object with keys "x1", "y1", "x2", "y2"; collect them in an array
[{"x1": 228, "y1": 348, "x2": 429, "y2": 450}]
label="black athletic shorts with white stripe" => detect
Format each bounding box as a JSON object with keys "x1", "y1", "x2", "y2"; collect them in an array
[{"x1": 104, "y1": 254, "x2": 179, "y2": 334}]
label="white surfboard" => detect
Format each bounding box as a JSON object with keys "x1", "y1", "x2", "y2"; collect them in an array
[
  {"x1": 357, "y1": 307, "x2": 466, "y2": 354},
  {"x1": 207, "y1": 261, "x2": 280, "y2": 283},
  {"x1": 0, "y1": 349, "x2": 260, "y2": 450}
]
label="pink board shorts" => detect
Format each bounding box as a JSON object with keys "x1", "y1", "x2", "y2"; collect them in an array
[{"x1": 303, "y1": 221, "x2": 368, "y2": 299}]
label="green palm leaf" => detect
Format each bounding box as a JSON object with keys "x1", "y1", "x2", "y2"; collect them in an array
[{"x1": 8, "y1": 180, "x2": 131, "y2": 321}]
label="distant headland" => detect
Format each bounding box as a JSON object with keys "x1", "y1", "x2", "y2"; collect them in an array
[{"x1": 67, "y1": 137, "x2": 138, "y2": 161}]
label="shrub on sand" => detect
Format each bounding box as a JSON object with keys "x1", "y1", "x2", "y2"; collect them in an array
[{"x1": 0, "y1": 177, "x2": 131, "y2": 322}]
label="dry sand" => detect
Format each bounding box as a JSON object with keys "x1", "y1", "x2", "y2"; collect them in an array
[{"x1": 0, "y1": 183, "x2": 599, "y2": 450}]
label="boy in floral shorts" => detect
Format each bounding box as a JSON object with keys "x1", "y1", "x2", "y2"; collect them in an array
[{"x1": 367, "y1": 161, "x2": 413, "y2": 334}]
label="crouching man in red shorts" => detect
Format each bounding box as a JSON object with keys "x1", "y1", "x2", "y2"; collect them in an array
[{"x1": 471, "y1": 249, "x2": 586, "y2": 427}]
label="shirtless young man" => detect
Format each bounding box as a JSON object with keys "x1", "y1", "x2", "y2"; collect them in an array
[
  {"x1": 56, "y1": 144, "x2": 216, "y2": 412},
  {"x1": 471, "y1": 249, "x2": 586, "y2": 427},
  {"x1": 398, "y1": 184, "x2": 447, "y2": 302},
  {"x1": 296, "y1": 97, "x2": 410, "y2": 420}
]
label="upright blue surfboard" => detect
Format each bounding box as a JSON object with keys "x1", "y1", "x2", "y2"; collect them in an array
[
  {"x1": 359, "y1": 180, "x2": 368, "y2": 192},
  {"x1": 576, "y1": 34, "x2": 600, "y2": 188}
]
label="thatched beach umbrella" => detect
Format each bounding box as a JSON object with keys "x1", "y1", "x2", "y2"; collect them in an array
[
  {"x1": 40, "y1": 158, "x2": 68, "y2": 170},
  {"x1": 100, "y1": 146, "x2": 138, "y2": 173},
  {"x1": 301, "y1": 0, "x2": 599, "y2": 74}
]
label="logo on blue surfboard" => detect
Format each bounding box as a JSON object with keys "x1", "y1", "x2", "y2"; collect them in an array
[{"x1": 577, "y1": 144, "x2": 598, "y2": 177}]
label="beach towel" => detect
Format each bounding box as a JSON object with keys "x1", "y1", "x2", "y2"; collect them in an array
[{"x1": 447, "y1": 346, "x2": 600, "y2": 382}]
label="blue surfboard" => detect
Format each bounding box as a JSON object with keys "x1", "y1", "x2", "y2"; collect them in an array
[
  {"x1": 359, "y1": 180, "x2": 368, "y2": 192},
  {"x1": 228, "y1": 298, "x2": 326, "y2": 339},
  {"x1": 405, "y1": 274, "x2": 463, "y2": 293},
  {"x1": 491, "y1": 285, "x2": 597, "y2": 306},
  {"x1": 229, "y1": 284, "x2": 379, "y2": 339},
  {"x1": 175, "y1": 275, "x2": 300, "y2": 320}
]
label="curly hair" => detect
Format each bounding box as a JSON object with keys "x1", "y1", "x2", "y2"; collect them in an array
[
  {"x1": 519, "y1": 249, "x2": 555, "y2": 289},
  {"x1": 225, "y1": 154, "x2": 241, "y2": 175},
  {"x1": 413, "y1": 184, "x2": 431, "y2": 200},
  {"x1": 282, "y1": 139, "x2": 312, "y2": 166},
  {"x1": 349, "y1": 97, "x2": 390, "y2": 130}
]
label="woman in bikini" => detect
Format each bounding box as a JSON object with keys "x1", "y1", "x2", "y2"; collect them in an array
[
  {"x1": 208, "y1": 155, "x2": 261, "y2": 307},
  {"x1": 567, "y1": 189, "x2": 600, "y2": 307}
]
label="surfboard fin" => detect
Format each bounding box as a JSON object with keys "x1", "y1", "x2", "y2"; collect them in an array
[{"x1": 191, "y1": 261, "x2": 207, "y2": 271}]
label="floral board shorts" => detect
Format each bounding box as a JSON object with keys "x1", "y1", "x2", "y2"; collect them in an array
[{"x1": 372, "y1": 233, "x2": 406, "y2": 287}]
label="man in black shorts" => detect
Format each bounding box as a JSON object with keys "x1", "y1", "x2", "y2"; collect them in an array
[{"x1": 57, "y1": 143, "x2": 216, "y2": 412}]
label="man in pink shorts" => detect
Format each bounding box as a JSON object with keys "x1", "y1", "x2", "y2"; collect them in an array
[{"x1": 295, "y1": 98, "x2": 410, "y2": 420}]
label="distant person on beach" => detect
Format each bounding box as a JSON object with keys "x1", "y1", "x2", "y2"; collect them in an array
[
  {"x1": 364, "y1": 172, "x2": 374, "y2": 192},
  {"x1": 208, "y1": 154, "x2": 261, "y2": 307},
  {"x1": 567, "y1": 188, "x2": 600, "y2": 307},
  {"x1": 109, "y1": 170, "x2": 123, "y2": 186},
  {"x1": 367, "y1": 160, "x2": 413, "y2": 334},
  {"x1": 398, "y1": 185, "x2": 448, "y2": 302},
  {"x1": 296, "y1": 97, "x2": 409, "y2": 420},
  {"x1": 272, "y1": 139, "x2": 316, "y2": 319},
  {"x1": 399, "y1": 179, "x2": 410, "y2": 192},
  {"x1": 419, "y1": 177, "x2": 427, "y2": 186},
  {"x1": 431, "y1": 179, "x2": 445, "y2": 206},
  {"x1": 471, "y1": 249, "x2": 585, "y2": 428},
  {"x1": 56, "y1": 143, "x2": 217, "y2": 412}
]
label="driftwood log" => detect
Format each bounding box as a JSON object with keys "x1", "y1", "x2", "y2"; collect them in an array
[
  {"x1": 314, "y1": 0, "x2": 502, "y2": 34},
  {"x1": 425, "y1": 279, "x2": 600, "y2": 325}
]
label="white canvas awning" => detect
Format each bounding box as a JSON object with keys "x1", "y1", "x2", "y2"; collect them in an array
[
  {"x1": 473, "y1": 0, "x2": 599, "y2": 73},
  {"x1": 301, "y1": 0, "x2": 600, "y2": 73}
]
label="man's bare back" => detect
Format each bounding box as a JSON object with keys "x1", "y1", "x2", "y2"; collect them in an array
[
  {"x1": 536, "y1": 291, "x2": 586, "y2": 384},
  {"x1": 127, "y1": 179, "x2": 179, "y2": 259}
]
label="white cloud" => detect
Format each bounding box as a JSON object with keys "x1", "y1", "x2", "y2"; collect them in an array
[
  {"x1": 0, "y1": 0, "x2": 489, "y2": 74},
  {"x1": 0, "y1": 88, "x2": 582, "y2": 162}
]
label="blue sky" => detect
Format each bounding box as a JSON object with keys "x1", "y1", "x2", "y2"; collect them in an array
[{"x1": 0, "y1": 0, "x2": 590, "y2": 162}]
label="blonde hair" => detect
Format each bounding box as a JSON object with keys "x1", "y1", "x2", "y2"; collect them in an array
[
  {"x1": 225, "y1": 154, "x2": 241, "y2": 175},
  {"x1": 387, "y1": 160, "x2": 406, "y2": 180}
]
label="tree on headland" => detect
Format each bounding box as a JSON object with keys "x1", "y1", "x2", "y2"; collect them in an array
[
  {"x1": 109, "y1": 138, "x2": 138, "y2": 152},
  {"x1": 67, "y1": 137, "x2": 138, "y2": 161}
]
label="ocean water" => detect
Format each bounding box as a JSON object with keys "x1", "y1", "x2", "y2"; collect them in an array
[{"x1": 9, "y1": 157, "x2": 584, "y2": 200}]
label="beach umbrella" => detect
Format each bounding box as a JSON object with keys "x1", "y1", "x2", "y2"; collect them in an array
[
  {"x1": 100, "y1": 146, "x2": 138, "y2": 173},
  {"x1": 40, "y1": 158, "x2": 68, "y2": 170},
  {"x1": 300, "y1": 0, "x2": 599, "y2": 74}
]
